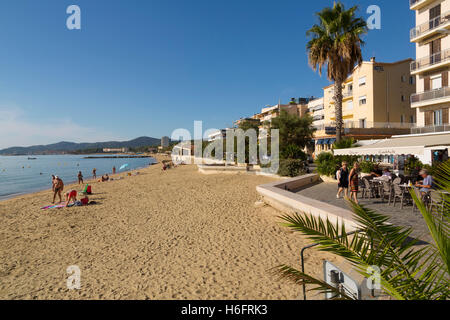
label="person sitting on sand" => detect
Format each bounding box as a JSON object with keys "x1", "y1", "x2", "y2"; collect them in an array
[
  {"x1": 52, "y1": 176, "x2": 64, "y2": 204},
  {"x1": 65, "y1": 189, "x2": 77, "y2": 207},
  {"x1": 78, "y1": 171, "x2": 84, "y2": 184},
  {"x1": 101, "y1": 174, "x2": 109, "y2": 182}
]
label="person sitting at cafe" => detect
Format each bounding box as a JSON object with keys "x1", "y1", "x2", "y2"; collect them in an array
[
  {"x1": 415, "y1": 169, "x2": 433, "y2": 196},
  {"x1": 370, "y1": 164, "x2": 383, "y2": 178},
  {"x1": 382, "y1": 168, "x2": 392, "y2": 178}
]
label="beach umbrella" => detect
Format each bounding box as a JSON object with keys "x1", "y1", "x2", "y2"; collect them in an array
[{"x1": 119, "y1": 164, "x2": 129, "y2": 171}]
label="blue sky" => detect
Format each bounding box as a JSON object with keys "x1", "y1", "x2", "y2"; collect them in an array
[{"x1": 0, "y1": 0, "x2": 415, "y2": 148}]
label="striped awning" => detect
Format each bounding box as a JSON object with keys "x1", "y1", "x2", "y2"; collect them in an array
[{"x1": 334, "y1": 132, "x2": 450, "y2": 156}]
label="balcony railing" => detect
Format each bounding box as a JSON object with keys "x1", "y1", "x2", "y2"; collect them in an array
[
  {"x1": 411, "y1": 49, "x2": 450, "y2": 72},
  {"x1": 309, "y1": 105, "x2": 324, "y2": 112},
  {"x1": 410, "y1": 11, "x2": 450, "y2": 40},
  {"x1": 411, "y1": 87, "x2": 450, "y2": 104},
  {"x1": 316, "y1": 121, "x2": 415, "y2": 131},
  {"x1": 411, "y1": 124, "x2": 450, "y2": 134}
]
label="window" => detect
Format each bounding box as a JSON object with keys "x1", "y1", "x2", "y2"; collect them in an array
[
  {"x1": 359, "y1": 96, "x2": 367, "y2": 105},
  {"x1": 401, "y1": 95, "x2": 406, "y2": 102},
  {"x1": 359, "y1": 76, "x2": 366, "y2": 86},
  {"x1": 359, "y1": 119, "x2": 367, "y2": 128},
  {"x1": 410, "y1": 76, "x2": 415, "y2": 85},
  {"x1": 434, "y1": 109, "x2": 443, "y2": 125},
  {"x1": 410, "y1": 115, "x2": 415, "y2": 124},
  {"x1": 400, "y1": 115, "x2": 405, "y2": 124},
  {"x1": 431, "y1": 74, "x2": 442, "y2": 90},
  {"x1": 401, "y1": 75, "x2": 407, "y2": 82},
  {"x1": 347, "y1": 100, "x2": 353, "y2": 110}
]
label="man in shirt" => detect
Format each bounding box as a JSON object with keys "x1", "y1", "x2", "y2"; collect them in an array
[{"x1": 416, "y1": 169, "x2": 433, "y2": 195}]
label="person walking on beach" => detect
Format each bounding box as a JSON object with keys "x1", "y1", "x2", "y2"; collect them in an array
[
  {"x1": 336, "y1": 162, "x2": 349, "y2": 199},
  {"x1": 112, "y1": 166, "x2": 116, "y2": 174},
  {"x1": 52, "y1": 176, "x2": 64, "y2": 204},
  {"x1": 92, "y1": 168, "x2": 97, "y2": 179},
  {"x1": 77, "y1": 171, "x2": 84, "y2": 184},
  {"x1": 348, "y1": 162, "x2": 360, "y2": 204}
]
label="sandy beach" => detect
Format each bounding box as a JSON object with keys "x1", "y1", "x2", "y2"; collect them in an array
[{"x1": 0, "y1": 156, "x2": 337, "y2": 300}]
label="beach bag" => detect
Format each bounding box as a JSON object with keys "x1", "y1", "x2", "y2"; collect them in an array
[
  {"x1": 81, "y1": 197, "x2": 89, "y2": 206},
  {"x1": 86, "y1": 185, "x2": 92, "y2": 195}
]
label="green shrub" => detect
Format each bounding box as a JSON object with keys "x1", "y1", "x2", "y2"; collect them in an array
[
  {"x1": 278, "y1": 159, "x2": 305, "y2": 177},
  {"x1": 281, "y1": 144, "x2": 306, "y2": 161},
  {"x1": 359, "y1": 160, "x2": 375, "y2": 174},
  {"x1": 405, "y1": 156, "x2": 423, "y2": 175},
  {"x1": 315, "y1": 152, "x2": 339, "y2": 177},
  {"x1": 333, "y1": 137, "x2": 355, "y2": 150}
]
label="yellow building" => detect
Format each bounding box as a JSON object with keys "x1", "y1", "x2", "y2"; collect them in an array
[
  {"x1": 314, "y1": 58, "x2": 416, "y2": 154},
  {"x1": 410, "y1": 0, "x2": 450, "y2": 132}
]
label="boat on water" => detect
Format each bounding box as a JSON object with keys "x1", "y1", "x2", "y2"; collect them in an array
[{"x1": 28, "y1": 157, "x2": 37, "y2": 160}]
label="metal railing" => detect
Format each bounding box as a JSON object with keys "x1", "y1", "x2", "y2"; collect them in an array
[
  {"x1": 315, "y1": 121, "x2": 415, "y2": 131},
  {"x1": 411, "y1": 87, "x2": 450, "y2": 104},
  {"x1": 410, "y1": 11, "x2": 450, "y2": 40},
  {"x1": 411, "y1": 124, "x2": 450, "y2": 134},
  {"x1": 411, "y1": 49, "x2": 450, "y2": 72}
]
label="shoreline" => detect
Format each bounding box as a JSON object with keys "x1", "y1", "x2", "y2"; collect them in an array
[{"x1": 0, "y1": 160, "x2": 159, "y2": 203}]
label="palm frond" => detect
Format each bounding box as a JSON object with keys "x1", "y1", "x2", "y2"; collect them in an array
[{"x1": 273, "y1": 265, "x2": 355, "y2": 300}]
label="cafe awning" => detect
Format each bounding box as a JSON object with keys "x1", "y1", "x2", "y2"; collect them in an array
[{"x1": 334, "y1": 132, "x2": 450, "y2": 156}]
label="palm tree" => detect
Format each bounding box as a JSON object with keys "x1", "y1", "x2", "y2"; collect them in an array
[
  {"x1": 274, "y1": 160, "x2": 450, "y2": 300},
  {"x1": 307, "y1": 2, "x2": 367, "y2": 143}
]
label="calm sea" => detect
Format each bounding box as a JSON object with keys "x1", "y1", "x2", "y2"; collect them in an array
[{"x1": 0, "y1": 155, "x2": 156, "y2": 201}]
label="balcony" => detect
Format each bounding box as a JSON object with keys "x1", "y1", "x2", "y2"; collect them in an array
[
  {"x1": 411, "y1": 86, "x2": 450, "y2": 108},
  {"x1": 411, "y1": 49, "x2": 450, "y2": 74},
  {"x1": 410, "y1": 11, "x2": 450, "y2": 42},
  {"x1": 330, "y1": 91, "x2": 353, "y2": 104},
  {"x1": 411, "y1": 124, "x2": 450, "y2": 134},
  {"x1": 314, "y1": 121, "x2": 413, "y2": 138},
  {"x1": 410, "y1": 0, "x2": 437, "y2": 11}
]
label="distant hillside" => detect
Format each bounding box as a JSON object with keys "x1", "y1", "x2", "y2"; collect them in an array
[{"x1": 0, "y1": 137, "x2": 162, "y2": 155}]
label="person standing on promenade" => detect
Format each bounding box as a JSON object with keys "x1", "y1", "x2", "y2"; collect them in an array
[
  {"x1": 92, "y1": 168, "x2": 97, "y2": 179},
  {"x1": 348, "y1": 162, "x2": 360, "y2": 204},
  {"x1": 52, "y1": 176, "x2": 64, "y2": 204},
  {"x1": 336, "y1": 162, "x2": 349, "y2": 199},
  {"x1": 78, "y1": 171, "x2": 84, "y2": 184}
]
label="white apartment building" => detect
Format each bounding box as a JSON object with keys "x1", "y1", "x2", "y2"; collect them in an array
[
  {"x1": 410, "y1": 0, "x2": 450, "y2": 132},
  {"x1": 307, "y1": 97, "x2": 325, "y2": 130}
]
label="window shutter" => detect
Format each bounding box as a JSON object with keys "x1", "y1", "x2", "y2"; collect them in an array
[
  {"x1": 442, "y1": 72, "x2": 448, "y2": 87},
  {"x1": 443, "y1": 108, "x2": 449, "y2": 124},
  {"x1": 425, "y1": 111, "x2": 433, "y2": 126},
  {"x1": 424, "y1": 76, "x2": 431, "y2": 91}
]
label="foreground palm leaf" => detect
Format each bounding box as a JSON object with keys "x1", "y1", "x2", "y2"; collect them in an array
[{"x1": 275, "y1": 160, "x2": 450, "y2": 300}]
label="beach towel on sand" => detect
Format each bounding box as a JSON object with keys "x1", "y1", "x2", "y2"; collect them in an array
[{"x1": 41, "y1": 203, "x2": 73, "y2": 210}]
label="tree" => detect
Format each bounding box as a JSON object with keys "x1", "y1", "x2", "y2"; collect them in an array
[
  {"x1": 238, "y1": 119, "x2": 260, "y2": 133},
  {"x1": 274, "y1": 160, "x2": 450, "y2": 300},
  {"x1": 271, "y1": 110, "x2": 315, "y2": 154},
  {"x1": 307, "y1": 2, "x2": 367, "y2": 143}
]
